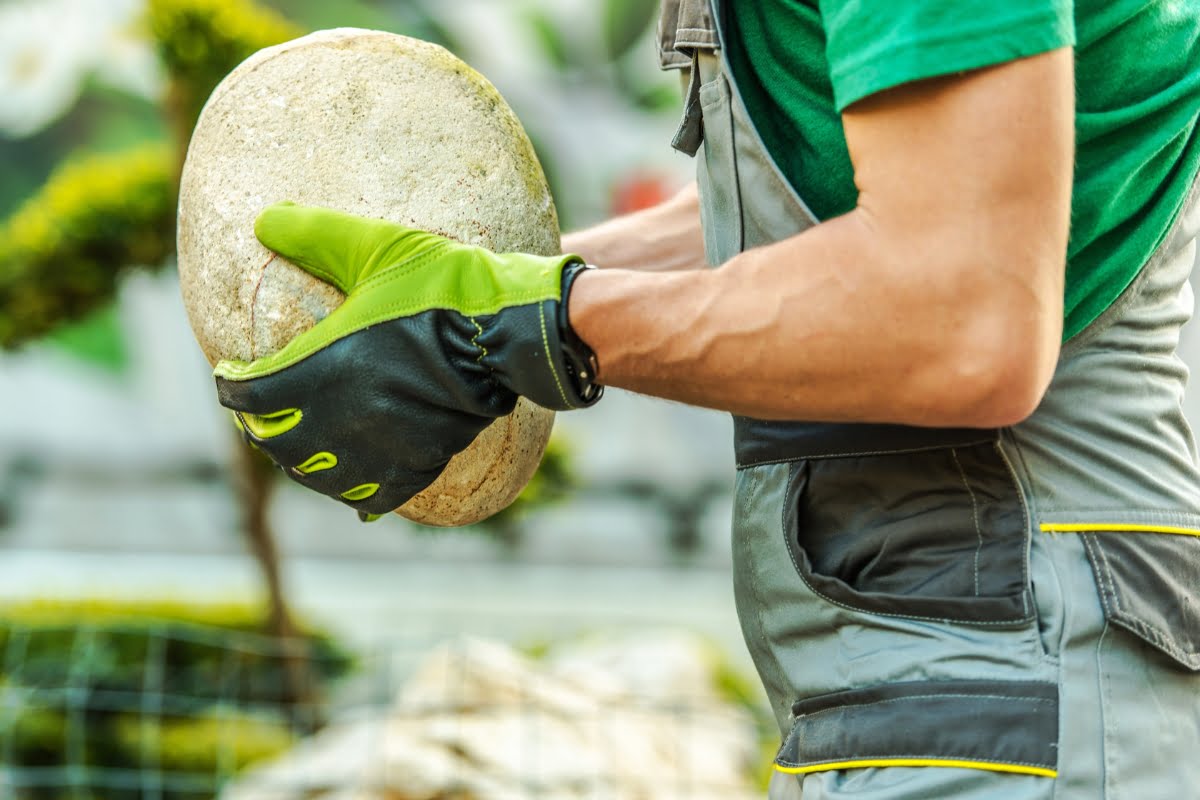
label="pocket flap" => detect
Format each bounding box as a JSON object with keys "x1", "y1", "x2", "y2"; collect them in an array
[
  {"x1": 1080, "y1": 531, "x2": 1200, "y2": 670},
  {"x1": 775, "y1": 680, "x2": 1059, "y2": 778},
  {"x1": 656, "y1": 0, "x2": 717, "y2": 70}
]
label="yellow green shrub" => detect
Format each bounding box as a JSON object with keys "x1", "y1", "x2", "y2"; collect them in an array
[
  {"x1": 147, "y1": 0, "x2": 302, "y2": 130},
  {"x1": 0, "y1": 145, "x2": 175, "y2": 348},
  {"x1": 113, "y1": 708, "x2": 295, "y2": 772},
  {"x1": 0, "y1": 599, "x2": 352, "y2": 797}
]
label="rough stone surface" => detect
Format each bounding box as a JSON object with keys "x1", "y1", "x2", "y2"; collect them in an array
[
  {"x1": 177, "y1": 28, "x2": 558, "y2": 526},
  {"x1": 223, "y1": 635, "x2": 762, "y2": 800}
]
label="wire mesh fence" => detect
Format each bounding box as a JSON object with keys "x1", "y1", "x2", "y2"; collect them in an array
[
  {"x1": 0, "y1": 613, "x2": 769, "y2": 800},
  {"x1": 0, "y1": 616, "x2": 347, "y2": 800}
]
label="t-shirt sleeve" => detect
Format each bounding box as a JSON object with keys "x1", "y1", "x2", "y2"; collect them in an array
[{"x1": 819, "y1": 0, "x2": 1075, "y2": 111}]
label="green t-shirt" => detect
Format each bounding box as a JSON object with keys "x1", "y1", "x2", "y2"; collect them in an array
[{"x1": 725, "y1": 0, "x2": 1200, "y2": 340}]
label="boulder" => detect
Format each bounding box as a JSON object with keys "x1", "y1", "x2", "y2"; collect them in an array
[{"x1": 177, "y1": 28, "x2": 559, "y2": 526}]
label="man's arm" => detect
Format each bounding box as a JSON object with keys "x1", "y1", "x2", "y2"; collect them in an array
[
  {"x1": 561, "y1": 181, "x2": 706, "y2": 272},
  {"x1": 569, "y1": 48, "x2": 1074, "y2": 428}
]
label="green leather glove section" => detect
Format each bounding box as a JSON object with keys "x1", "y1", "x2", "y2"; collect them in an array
[{"x1": 215, "y1": 202, "x2": 600, "y2": 520}]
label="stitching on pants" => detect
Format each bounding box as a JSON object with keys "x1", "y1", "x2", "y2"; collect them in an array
[
  {"x1": 782, "y1": 540, "x2": 1020, "y2": 625},
  {"x1": 995, "y1": 442, "x2": 1034, "y2": 620},
  {"x1": 951, "y1": 447, "x2": 984, "y2": 597},
  {"x1": 736, "y1": 439, "x2": 994, "y2": 469},
  {"x1": 1097, "y1": 620, "x2": 1115, "y2": 799},
  {"x1": 744, "y1": 467, "x2": 788, "y2": 720},
  {"x1": 1087, "y1": 535, "x2": 1196, "y2": 663},
  {"x1": 781, "y1": 465, "x2": 1027, "y2": 628},
  {"x1": 793, "y1": 692, "x2": 1055, "y2": 724}
]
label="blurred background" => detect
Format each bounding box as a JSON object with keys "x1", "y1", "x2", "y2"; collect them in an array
[
  {"x1": 3, "y1": 1, "x2": 1200, "y2": 798},
  {"x1": 0, "y1": 0, "x2": 766, "y2": 797}
]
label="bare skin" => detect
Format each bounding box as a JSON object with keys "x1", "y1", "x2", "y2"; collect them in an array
[
  {"x1": 565, "y1": 48, "x2": 1075, "y2": 428},
  {"x1": 562, "y1": 181, "x2": 706, "y2": 273}
]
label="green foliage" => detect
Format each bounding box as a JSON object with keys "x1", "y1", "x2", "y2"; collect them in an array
[
  {"x1": 702, "y1": 644, "x2": 778, "y2": 792},
  {"x1": 0, "y1": 599, "x2": 353, "y2": 798},
  {"x1": 3, "y1": 695, "x2": 69, "y2": 766},
  {"x1": 0, "y1": 84, "x2": 168, "y2": 220},
  {"x1": 0, "y1": 145, "x2": 175, "y2": 349},
  {"x1": 527, "y1": 10, "x2": 573, "y2": 72},
  {"x1": 480, "y1": 432, "x2": 576, "y2": 540},
  {"x1": 603, "y1": 0, "x2": 659, "y2": 61},
  {"x1": 146, "y1": 0, "x2": 302, "y2": 132},
  {"x1": 113, "y1": 708, "x2": 294, "y2": 772},
  {"x1": 0, "y1": 0, "x2": 302, "y2": 352},
  {"x1": 0, "y1": 598, "x2": 354, "y2": 696},
  {"x1": 509, "y1": 433, "x2": 574, "y2": 514},
  {"x1": 47, "y1": 305, "x2": 130, "y2": 372}
]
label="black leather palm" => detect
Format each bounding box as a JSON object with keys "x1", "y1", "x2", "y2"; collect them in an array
[{"x1": 216, "y1": 291, "x2": 597, "y2": 517}]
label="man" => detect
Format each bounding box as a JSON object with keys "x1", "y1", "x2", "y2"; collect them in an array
[{"x1": 215, "y1": 0, "x2": 1200, "y2": 796}]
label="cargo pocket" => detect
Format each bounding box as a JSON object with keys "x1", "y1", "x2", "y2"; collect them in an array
[
  {"x1": 773, "y1": 679, "x2": 1060, "y2": 779},
  {"x1": 783, "y1": 439, "x2": 1034, "y2": 625},
  {"x1": 1077, "y1": 530, "x2": 1200, "y2": 671}
]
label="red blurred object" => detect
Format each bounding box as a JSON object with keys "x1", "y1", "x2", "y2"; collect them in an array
[{"x1": 610, "y1": 172, "x2": 675, "y2": 215}]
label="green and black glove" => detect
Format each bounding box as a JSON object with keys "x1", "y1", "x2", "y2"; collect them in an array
[{"x1": 215, "y1": 202, "x2": 601, "y2": 520}]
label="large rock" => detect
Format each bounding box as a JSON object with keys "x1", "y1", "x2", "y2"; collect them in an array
[{"x1": 177, "y1": 28, "x2": 559, "y2": 526}]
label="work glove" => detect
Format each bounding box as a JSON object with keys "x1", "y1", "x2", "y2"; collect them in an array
[{"x1": 214, "y1": 202, "x2": 601, "y2": 520}]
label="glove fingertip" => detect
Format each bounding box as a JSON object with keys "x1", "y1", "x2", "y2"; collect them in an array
[
  {"x1": 254, "y1": 201, "x2": 302, "y2": 250},
  {"x1": 213, "y1": 363, "x2": 262, "y2": 413},
  {"x1": 213, "y1": 359, "x2": 252, "y2": 382}
]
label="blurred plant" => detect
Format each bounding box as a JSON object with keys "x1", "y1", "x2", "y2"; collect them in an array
[
  {"x1": 0, "y1": 145, "x2": 174, "y2": 349},
  {"x1": 146, "y1": 0, "x2": 301, "y2": 148},
  {"x1": 0, "y1": 0, "x2": 319, "y2": 763},
  {"x1": 602, "y1": 0, "x2": 661, "y2": 65},
  {"x1": 0, "y1": 0, "x2": 594, "y2": 732},
  {"x1": 0, "y1": 599, "x2": 353, "y2": 797},
  {"x1": 113, "y1": 709, "x2": 296, "y2": 772},
  {"x1": 0, "y1": 1, "x2": 93, "y2": 139},
  {"x1": 525, "y1": 0, "x2": 678, "y2": 114},
  {"x1": 0, "y1": 0, "x2": 301, "y2": 349},
  {"x1": 705, "y1": 644, "x2": 778, "y2": 792},
  {"x1": 0, "y1": 0, "x2": 163, "y2": 138},
  {"x1": 482, "y1": 432, "x2": 575, "y2": 548}
]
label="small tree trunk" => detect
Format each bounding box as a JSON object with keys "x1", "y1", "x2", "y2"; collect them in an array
[{"x1": 231, "y1": 435, "x2": 324, "y2": 732}]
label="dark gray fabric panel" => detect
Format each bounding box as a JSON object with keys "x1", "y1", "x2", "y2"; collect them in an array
[
  {"x1": 783, "y1": 442, "x2": 1033, "y2": 624},
  {"x1": 1081, "y1": 531, "x2": 1200, "y2": 670},
  {"x1": 734, "y1": 417, "x2": 994, "y2": 468},
  {"x1": 777, "y1": 680, "x2": 1059, "y2": 772}
]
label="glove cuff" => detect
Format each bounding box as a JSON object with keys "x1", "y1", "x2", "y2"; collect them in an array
[{"x1": 558, "y1": 260, "x2": 603, "y2": 407}]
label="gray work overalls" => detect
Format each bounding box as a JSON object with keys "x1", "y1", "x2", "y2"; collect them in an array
[{"x1": 657, "y1": 1, "x2": 1200, "y2": 797}]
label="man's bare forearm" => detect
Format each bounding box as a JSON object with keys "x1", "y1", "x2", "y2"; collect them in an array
[
  {"x1": 561, "y1": 182, "x2": 706, "y2": 273},
  {"x1": 570, "y1": 209, "x2": 1057, "y2": 426},
  {"x1": 567, "y1": 50, "x2": 1073, "y2": 428}
]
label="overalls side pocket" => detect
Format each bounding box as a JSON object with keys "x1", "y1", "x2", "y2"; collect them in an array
[{"x1": 783, "y1": 438, "x2": 1035, "y2": 625}]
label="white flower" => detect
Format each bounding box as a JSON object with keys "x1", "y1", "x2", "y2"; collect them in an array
[
  {"x1": 85, "y1": 0, "x2": 164, "y2": 101},
  {"x1": 0, "y1": 0, "x2": 93, "y2": 138},
  {"x1": 0, "y1": 0, "x2": 162, "y2": 139}
]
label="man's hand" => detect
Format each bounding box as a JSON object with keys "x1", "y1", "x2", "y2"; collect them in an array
[{"x1": 215, "y1": 202, "x2": 599, "y2": 519}]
